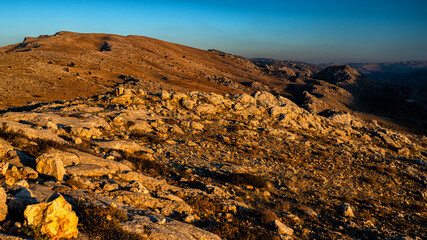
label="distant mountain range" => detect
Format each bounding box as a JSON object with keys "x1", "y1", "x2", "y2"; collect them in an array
[{"x1": 344, "y1": 61, "x2": 427, "y2": 86}]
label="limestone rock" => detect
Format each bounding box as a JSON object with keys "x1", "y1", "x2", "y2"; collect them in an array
[
  {"x1": 329, "y1": 113, "x2": 363, "y2": 128},
  {"x1": 111, "y1": 190, "x2": 192, "y2": 216},
  {"x1": 0, "y1": 161, "x2": 9, "y2": 175},
  {"x1": 0, "y1": 138, "x2": 14, "y2": 158},
  {"x1": 339, "y1": 202, "x2": 354, "y2": 218},
  {"x1": 0, "y1": 233, "x2": 30, "y2": 240},
  {"x1": 273, "y1": 219, "x2": 294, "y2": 235},
  {"x1": 95, "y1": 140, "x2": 144, "y2": 154},
  {"x1": 0, "y1": 121, "x2": 68, "y2": 144},
  {"x1": 66, "y1": 164, "x2": 114, "y2": 177},
  {"x1": 67, "y1": 149, "x2": 131, "y2": 173},
  {"x1": 38, "y1": 149, "x2": 80, "y2": 167},
  {"x1": 236, "y1": 93, "x2": 256, "y2": 105},
  {"x1": 122, "y1": 212, "x2": 221, "y2": 240},
  {"x1": 36, "y1": 155, "x2": 66, "y2": 181},
  {"x1": 181, "y1": 99, "x2": 196, "y2": 110},
  {"x1": 21, "y1": 166, "x2": 39, "y2": 179},
  {"x1": 0, "y1": 186, "x2": 7, "y2": 221},
  {"x1": 24, "y1": 194, "x2": 78, "y2": 240},
  {"x1": 253, "y1": 91, "x2": 278, "y2": 107},
  {"x1": 128, "y1": 120, "x2": 153, "y2": 132},
  {"x1": 190, "y1": 121, "x2": 204, "y2": 130},
  {"x1": 195, "y1": 103, "x2": 217, "y2": 115}
]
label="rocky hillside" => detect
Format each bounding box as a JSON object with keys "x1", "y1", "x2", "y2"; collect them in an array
[
  {"x1": 250, "y1": 58, "x2": 321, "y2": 79},
  {"x1": 0, "y1": 31, "x2": 279, "y2": 109},
  {"x1": 0, "y1": 88, "x2": 426, "y2": 239}
]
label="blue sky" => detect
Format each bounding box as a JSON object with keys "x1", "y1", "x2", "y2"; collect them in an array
[{"x1": 1, "y1": 0, "x2": 426, "y2": 63}]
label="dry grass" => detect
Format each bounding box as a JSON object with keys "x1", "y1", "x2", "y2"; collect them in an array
[
  {"x1": 226, "y1": 173, "x2": 268, "y2": 188},
  {"x1": 77, "y1": 205, "x2": 146, "y2": 240},
  {"x1": 129, "y1": 131, "x2": 166, "y2": 144},
  {"x1": 0, "y1": 123, "x2": 69, "y2": 157},
  {"x1": 120, "y1": 151, "x2": 188, "y2": 179},
  {"x1": 18, "y1": 225, "x2": 49, "y2": 240}
]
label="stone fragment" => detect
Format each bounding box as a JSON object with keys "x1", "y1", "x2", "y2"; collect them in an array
[
  {"x1": 0, "y1": 138, "x2": 14, "y2": 158},
  {"x1": 21, "y1": 166, "x2": 39, "y2": 179},
  {"x1": 0, "y1": 121, "x2": 68, "y2": 144},
  {"x1": 170, "y1": 124, "x2": 184, "y2": 134},
  {"x1": 36, "y1": 155, "x2": 66, "y2": 181},
  {"x1": 95, "y1": 140, "x2": 144, "y2": 154},
  {"x1": 253, "y1": 91, "x2": 278, "y2": 107},
  {"x1": 0, "y1": 162, "x2": 9, "y2": 175},
  {"x1": 0, "y1": 187, "x2": 7, "y2": 221},
  {"x1": 66, "y1": 164, "x2": 114, "y2": 177},
  {"x1": 38, "y1": 149, "x2": 80, "y2": 167},
  {"x1": 129, "y1": 120, "x2": 153, "y2": 132},
  {"x1": 122, "y1": 213, "x2": 221, "y2": 240},
  {"x1": 273, "y1": 219, "x2": 294, "y2": 235},
  {"x1": 0, "y1": 232, "x2": 29, "y2": 240},
  {"x1": 181, "y1": 99, "x2": 196, "y2": 110},
  {"x1": 339, "y1": 202, "x2": 354, "y2": 217},
  {"x1": 24, "y1": 194, "x2": 78, "y2": 240},
  {"x1": 126, "y1": 180, "x2": 149, "y2": 193},
  {"x1": 195, "y1": 103, "x2": 217, "y2": 115},
  {"x1": 190, "y1": 121, "x2": 204, "y2": 130},
  {"x1": 329, "y1": 113, "x2": 363, "y2": 128}
]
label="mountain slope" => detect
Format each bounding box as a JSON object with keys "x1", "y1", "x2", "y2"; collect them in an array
[{"x1": 0, "y1": 31, "x2": 278, "y2": 109}]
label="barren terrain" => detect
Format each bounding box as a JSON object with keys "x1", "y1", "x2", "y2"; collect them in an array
[{"x1": 0, "y1": 32, "x2": 426, "y2": 240}]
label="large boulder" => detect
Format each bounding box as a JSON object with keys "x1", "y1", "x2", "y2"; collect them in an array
[
  {"x1": 35, "y1": 155, "x2": 66, "y2": 181},
  {"x1": 253, "y1": 91, "x2": 278, "y2": 107},
  {"x1": 24, "y1": 194, "x2": 78, "y2": 240},
  {"x1": 38, "y1": 149, "x2": 80, "y2": 167}
]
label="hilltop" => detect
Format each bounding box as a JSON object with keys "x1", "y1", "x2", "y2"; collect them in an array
[{"x1": 0, "y1": 31, "x2": 277, "y2": 109}]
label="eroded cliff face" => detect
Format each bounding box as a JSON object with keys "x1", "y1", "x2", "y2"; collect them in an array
[{"x1": 0, "y1": 88, "x2": 425, "y2": 239}]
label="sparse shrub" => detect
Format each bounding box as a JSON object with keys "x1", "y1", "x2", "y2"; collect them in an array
[
  {"x1": 226, "y1": 173, "x2": 268, "y2": 188},
  {"x1": 257, "y1": 209, "x2": 278, "y2": 225},
  {"x1": 0, "y1": 123, "x2": 69, "y2": 157},
  {"x1": 100, "y1": 41, "x2": 111, "y2": 52},
  {"x1": 129, "y1": 131, "x2": 166, "y2": 144},
  {"x1": 77, "y1": 205, "x2": 145, "y2": 240},
  {"x1": 120, "y1": 151, "x2": 188, "y2": 179},
  {"x1": 185, "y1": 195, "x2": 222, "y2": 213},
  {"x1": 18, "y1": 225, "x2": 49, "y2": 240},
  {"x1": 125, "y1": 120, "x2": 136, "y2": 128}
]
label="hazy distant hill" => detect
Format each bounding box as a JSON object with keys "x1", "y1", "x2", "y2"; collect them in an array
[
  {"x1": 347, "y1": 61, "x2": 427, "y2": 86},
  {"x1": 250, "y1": 58, "x2": 321, "y2": 79}
]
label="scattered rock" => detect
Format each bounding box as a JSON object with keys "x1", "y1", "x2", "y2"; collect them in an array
[
  {"x1": 273, "y1": 219, "x2": 294, "y2": 235},
  {"x1": 338, "y1": 202, "x2": 355, "y2": 218},
  {"x1": 24, "y1": 194, "x2": 79, "y2": 239},
  {"x1": 35, "y1": 155, "x2": 66, "y2": 181},
  {"x1": 0, "y1": 187, "x2": 7, "y2": 221}
]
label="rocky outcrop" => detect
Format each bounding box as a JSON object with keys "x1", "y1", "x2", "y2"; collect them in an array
[
  {"x1": 24, "y1": 194, "x2": 79, "y2": 239},
  {"x1": 313, "y1": 65, "x2": 364, "y2": 86},
  {"x1": 0, "y1": 87, "x2": 425, "y2": 239},
  {"x1": 35, "y1": 155, "x2": 66, "y2": 181}
]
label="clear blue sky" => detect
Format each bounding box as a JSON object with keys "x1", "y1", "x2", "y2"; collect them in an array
[{"x1": 1, "y1": 0, "x2": 426, "y2": 63}]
